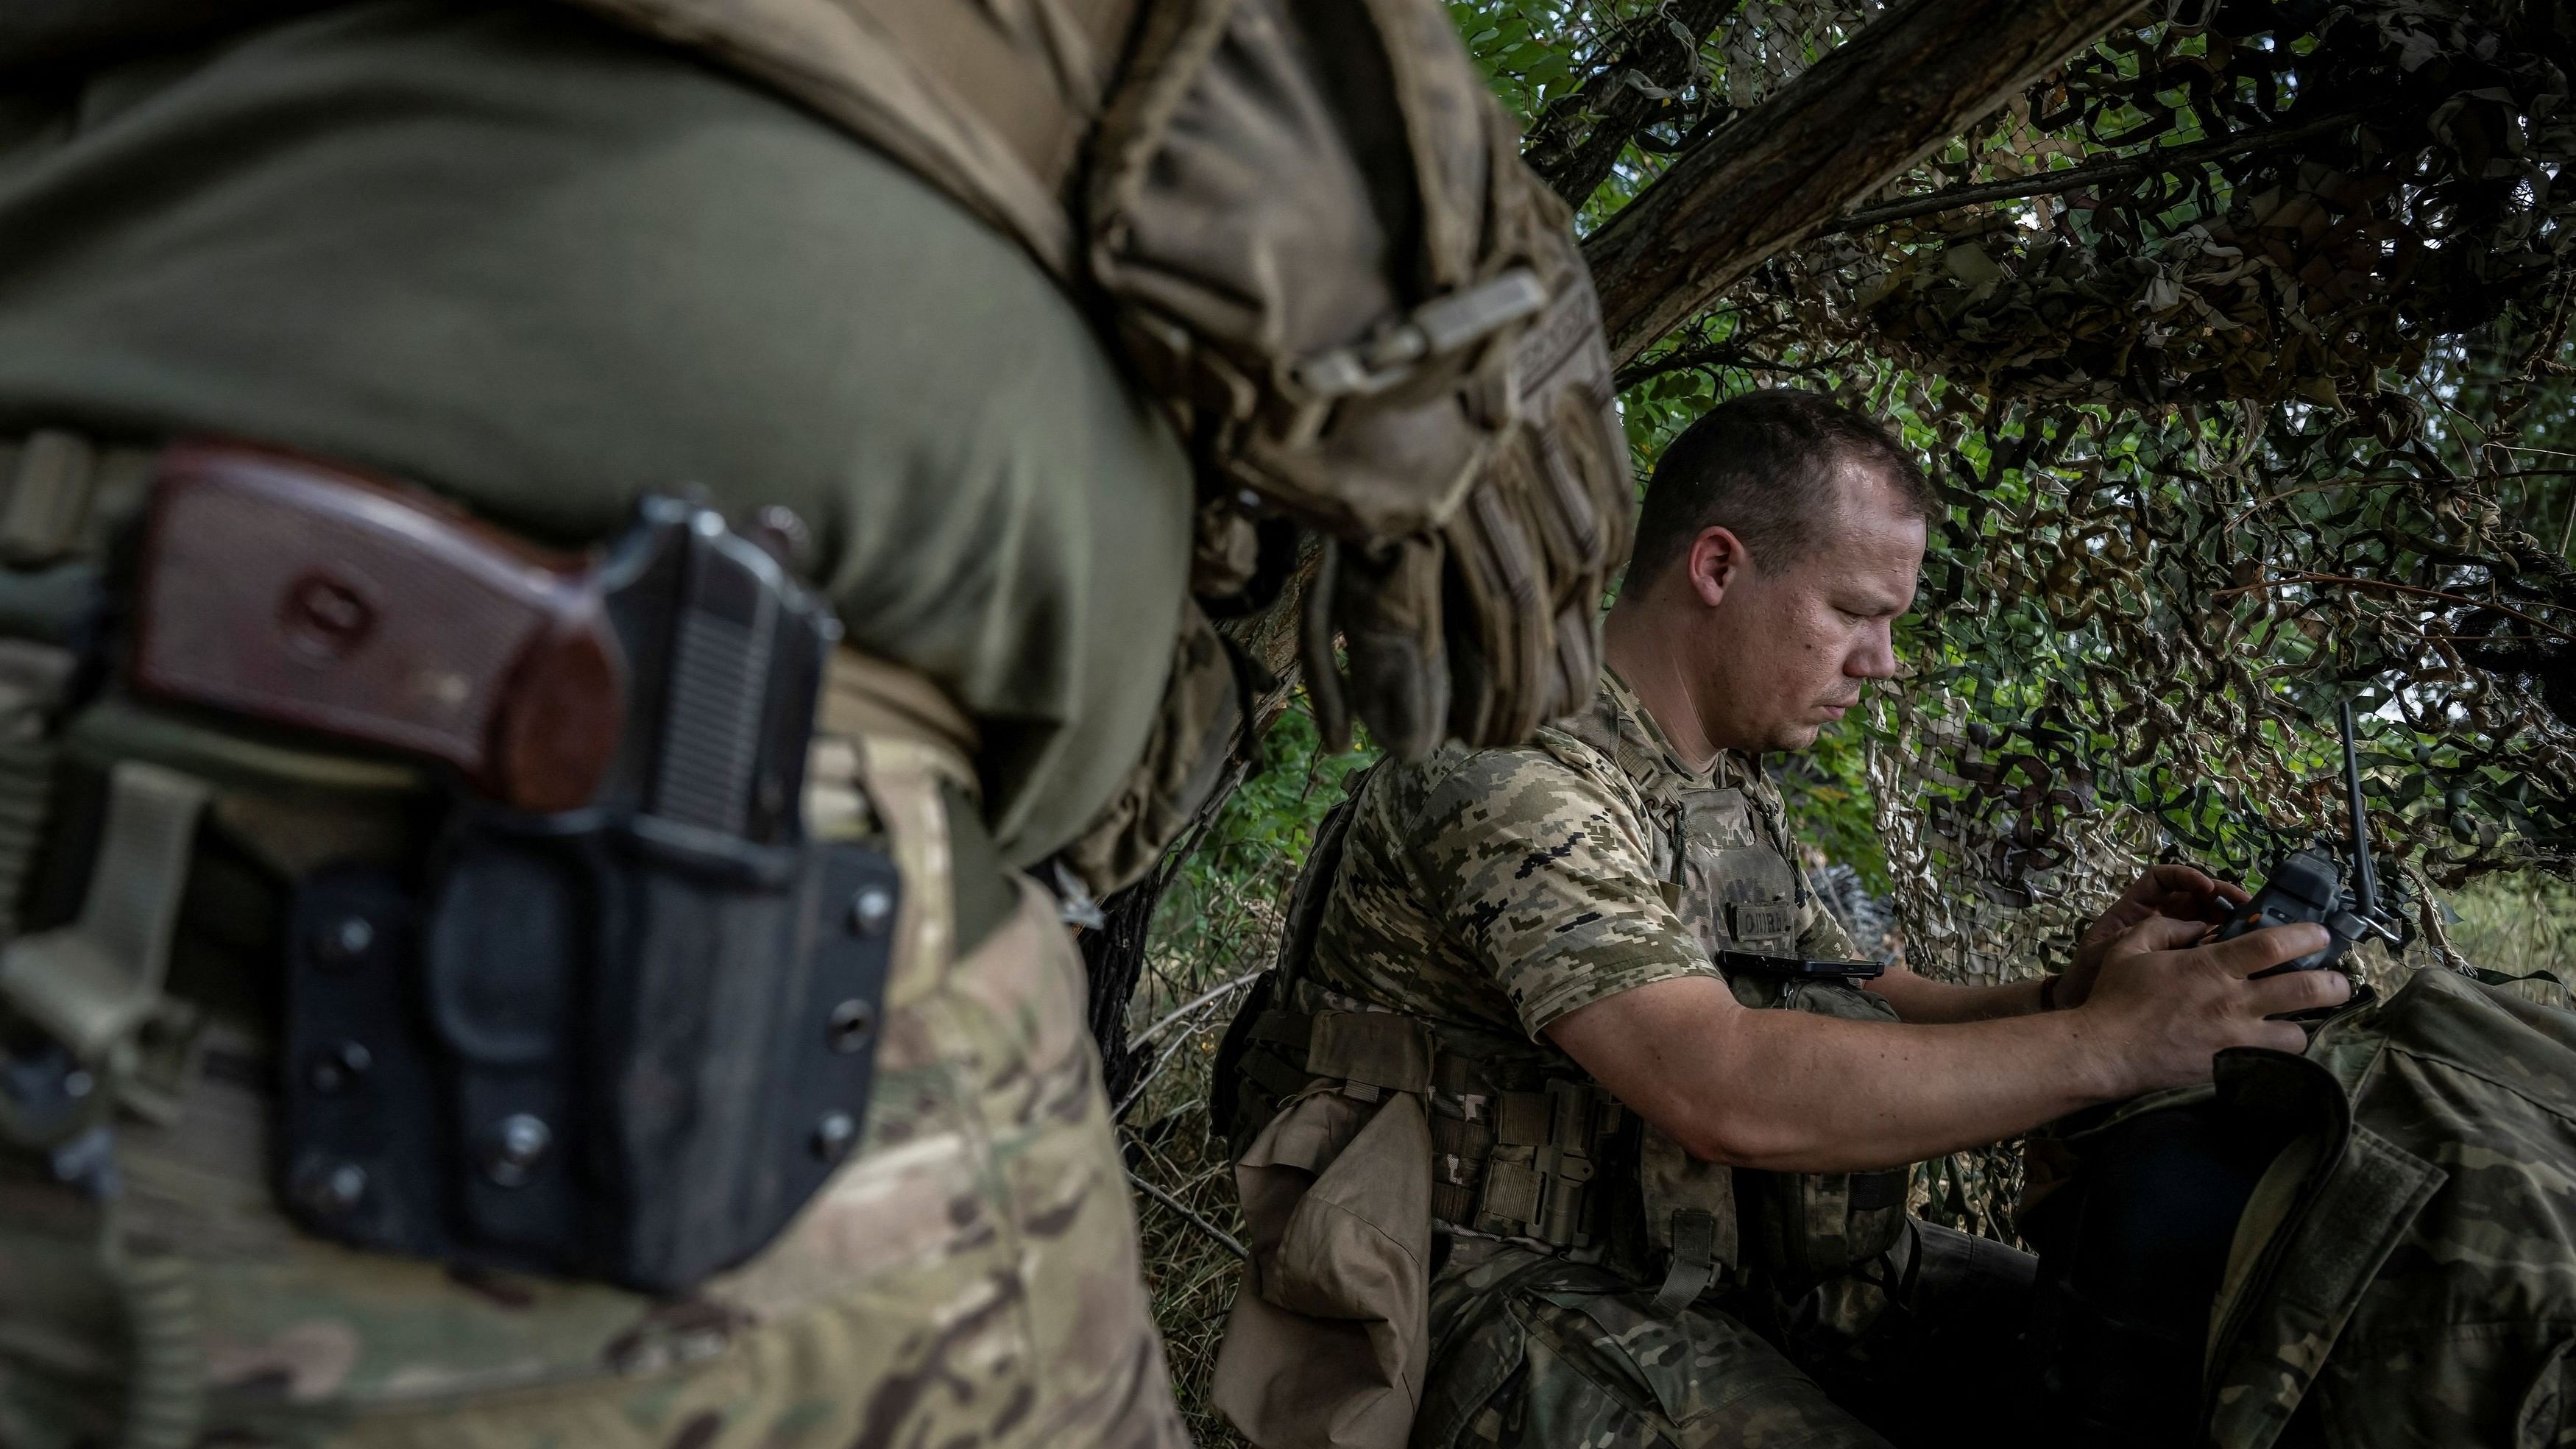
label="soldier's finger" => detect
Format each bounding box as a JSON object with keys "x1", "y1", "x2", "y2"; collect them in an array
[
  {"x1": 2139, "y1": 863, "x2": 2215, "y2": 897},
  {"x1": 2120, "y1": 914, "x2": 2212, "y2": 954},
  {"x1": 2244, "y1": 1020, "x2": 2314, "y2": 1055},
  {"x1": 2111, "y1": 865, "x2": 2201, "y2": 918},
  {"x1": 2205, "y1": 922, "x2": 2332, "y2": 979},
  {"x1": 2245, "y1": 966, "x2": 2354, "y2": 1018},
  {"x1": 2149, "y1": 864, "x2": 2251, "y2": 914}
]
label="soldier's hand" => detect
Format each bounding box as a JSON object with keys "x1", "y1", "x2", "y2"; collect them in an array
[
  {"x1": 2077, "y1": 915, "x2": 2349, "y2": 1095},
  {"x1": 2056, "y1": 865, "x2": 2252, "y2": 1009}
]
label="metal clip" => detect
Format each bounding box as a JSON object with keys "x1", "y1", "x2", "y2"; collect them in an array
[
  {"x1": 1049, "y1": 859, "x2": 1108, "y2": 931},
  {"x1": 1295, "y1": 269, "x2": 1549, "y2": 399}
]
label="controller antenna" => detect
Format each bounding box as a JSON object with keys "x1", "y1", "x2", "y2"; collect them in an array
[{"x1": 2337, "y1": 699, "x2": 2396, "y2": 940}]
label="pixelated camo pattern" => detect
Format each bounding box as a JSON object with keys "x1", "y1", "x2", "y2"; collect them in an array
[
  {"x1": 1299, "y1": 676, "x2": 1921, "y2": 1448},
  {"x1": 1303, "y1": 672, "x2": 1853, "y2": 1040}
]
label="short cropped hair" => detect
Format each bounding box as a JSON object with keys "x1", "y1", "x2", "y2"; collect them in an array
[{"x1": 1626, "y1": 389, "x2": 1933, "y2": 588}]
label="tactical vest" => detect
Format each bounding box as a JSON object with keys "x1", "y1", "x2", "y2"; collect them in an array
[
  {"x1": 1220, "y1": 718, "x2": 1911, "y2": 1317},
  {"x1": 563, "y1": 0, "x2": 1633, "y2": 792}
]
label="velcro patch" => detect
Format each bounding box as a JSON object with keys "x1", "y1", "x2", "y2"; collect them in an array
[
  {"x1": 1482, "y1": 1160, "x2": 1543, "y2": 1225},
  {"x1": 1728, "y1": 901, "x2": 1795, "y2": 943}
]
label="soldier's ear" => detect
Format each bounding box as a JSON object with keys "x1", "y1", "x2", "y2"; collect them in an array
[{"x1": 1684, "y1": 525, "x2": 1748, "y2": 608}]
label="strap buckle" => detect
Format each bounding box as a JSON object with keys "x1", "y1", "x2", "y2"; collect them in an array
[{"x1": 0, "y1": 761, "x2": 208, "y2": 1188}]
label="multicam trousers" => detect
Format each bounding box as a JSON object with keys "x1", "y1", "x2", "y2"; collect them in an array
[
  {"x1": 1413, "y1": 1219, "x2": 2037, "y2": 1449},
  {"x1": 0, "y1": 733, "x2": 1186, "y2": 1449}
]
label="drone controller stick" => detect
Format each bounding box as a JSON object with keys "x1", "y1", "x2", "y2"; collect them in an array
[{"x1": 2205, "y1": 700, "x2": 2399, "y2": 977}]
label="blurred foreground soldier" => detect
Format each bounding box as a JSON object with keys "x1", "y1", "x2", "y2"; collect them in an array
[
  {"x1": 0, "y1": 2, "x2": 1627, "y2": 1446},
  {"x1": 1211, "y1": 390, "x2": 2352, "y2": 1449}
]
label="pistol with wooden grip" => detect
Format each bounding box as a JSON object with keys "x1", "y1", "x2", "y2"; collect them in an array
[{"x1": 129, "y1": 441, "x2": 832, "y2": 835}]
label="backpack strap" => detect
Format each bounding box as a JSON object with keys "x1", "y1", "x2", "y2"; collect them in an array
[
  {"x1": 2198, "y1": 1049, "x2": 2446, "y2": 1449},
  {"x1": 2461, "y1": 964, "x2": 2572, "y2": 1010},
  {"x1": 562, "y1": 0, "x2": 1142, "y2": 279}
]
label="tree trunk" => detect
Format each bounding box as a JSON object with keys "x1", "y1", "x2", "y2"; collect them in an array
[
  {"x1": 1083, "y1": 771, "x2": 1239, "y2": 1110},
  {"x1": 1584, "y1": 0, "x2": 2150, "y2": 367}
]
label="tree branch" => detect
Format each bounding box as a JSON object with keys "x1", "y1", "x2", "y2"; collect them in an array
[
  {"x1": 1124, "y1": 1162, "x2": 1248, "y2": 1260},
  {"x1": 1614, "y1": 344, "x2": 1836, "y2": 392},
  {"x1": 1827, "y1": 108, "x2": 2363, "y2": 233},
  {"x1": 1582, "y1": 0, "x2": 2151, "y2": 369}
]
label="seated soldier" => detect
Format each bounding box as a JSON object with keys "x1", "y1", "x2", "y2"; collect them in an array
[{"x1": 1214, "y1": 389, "x2": 2347, "y2": 1449}]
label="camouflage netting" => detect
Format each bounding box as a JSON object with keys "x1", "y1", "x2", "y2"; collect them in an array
[
  {"x1": 1603, "y1": 0, "x2": 2576, "y2": 1240},
  {"x1": 1647, "y1": 0, "x2": 2576, "y2": 990}
]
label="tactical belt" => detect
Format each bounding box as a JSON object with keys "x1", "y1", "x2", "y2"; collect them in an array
[{"x1": 1241, "y1": 1006, "x2": 1629, "y2": 1252}]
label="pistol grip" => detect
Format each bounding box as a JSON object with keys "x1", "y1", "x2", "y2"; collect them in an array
[{"x1": 132, "y1": 442, "x2": 627, "y2": 811}]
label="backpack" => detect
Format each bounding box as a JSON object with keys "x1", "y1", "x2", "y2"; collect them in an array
[
  {"x1": 2025, "y1": 965, "x2": 2576, "y2": 1448},
  {"x1": 567, "y1": 0, "x2": 1630, "y2": 773}
]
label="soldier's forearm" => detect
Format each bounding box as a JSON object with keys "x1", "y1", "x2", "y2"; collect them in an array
[
  {"x1": 1546, "y1": 974, "x2": 2125, "y2": 1173},
  {"x1": 1864, "y1": 966, "x2": 2050, "y2": 1023}
]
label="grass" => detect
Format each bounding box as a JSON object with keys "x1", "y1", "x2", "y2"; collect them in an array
[{"x1": 2440, "y1": 873, "x2": 2576, "y2": 999}]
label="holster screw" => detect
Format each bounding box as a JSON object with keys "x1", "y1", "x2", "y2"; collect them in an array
[
  {"x1": 308, "y1": 1041, "x2": 375, "y2": 1096},
  {"x1": 847, "y1": 884, "x2": 896, "y2": 937},
  {"x1": 481, "y1": 1113, "x2": 553, "y2": 1187},
  {"x1": 312, "y1": 915, "x2": 375, "y2": 971},
  {"x1": 810, "y1": 1110, "x2": 857, "y2": 1161},
  {"x1": 293, "y1": 1156, "x2": 367, "y2": 1217}
]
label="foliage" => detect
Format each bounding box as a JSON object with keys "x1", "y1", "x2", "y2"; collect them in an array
[
  {"x1": 1819, "y1": 5, "x2": 2576, "y2": 990},
  {"x1": 1117, "y1": 701, "x2": 1366, "y2": 1449},
  {"x1": 1457, "y1": 1, "x2": 1889, "y2": 226}
]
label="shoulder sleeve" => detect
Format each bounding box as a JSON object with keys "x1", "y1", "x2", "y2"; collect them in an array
[{"x1": 1396, "y1": 743, "x2": 1713, "y2": 1038}]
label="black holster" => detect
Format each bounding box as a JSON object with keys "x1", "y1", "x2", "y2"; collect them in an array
[
  {"x1": 250, "y1": 482, "x2": 896, "y2": 1292},
  {"x1": 281, "y1": 812, "x2": 898, "y2": 1292}
]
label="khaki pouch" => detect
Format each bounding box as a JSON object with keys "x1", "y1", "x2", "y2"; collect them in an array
[{"x1": 1212, "y1": 1074, "x2": 1434, "y2": 1449}]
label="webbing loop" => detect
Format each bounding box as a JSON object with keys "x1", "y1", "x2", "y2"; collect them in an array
[
  {"x1": 1, "y1": 430, "x2": 96, "y2": 566},
  {"x1": 1650, "y1": 1208, "x2": 1721, "y2": 1314}
]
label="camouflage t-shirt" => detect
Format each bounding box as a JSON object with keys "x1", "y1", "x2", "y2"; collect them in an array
[{"x1": 1303, "y1": 672, "x2": 1855, "y2": 1041}]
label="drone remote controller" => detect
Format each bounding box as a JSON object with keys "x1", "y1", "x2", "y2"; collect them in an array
[{"x1": 2207, "y1": 700, "x2": 2399, "y2": 977}]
